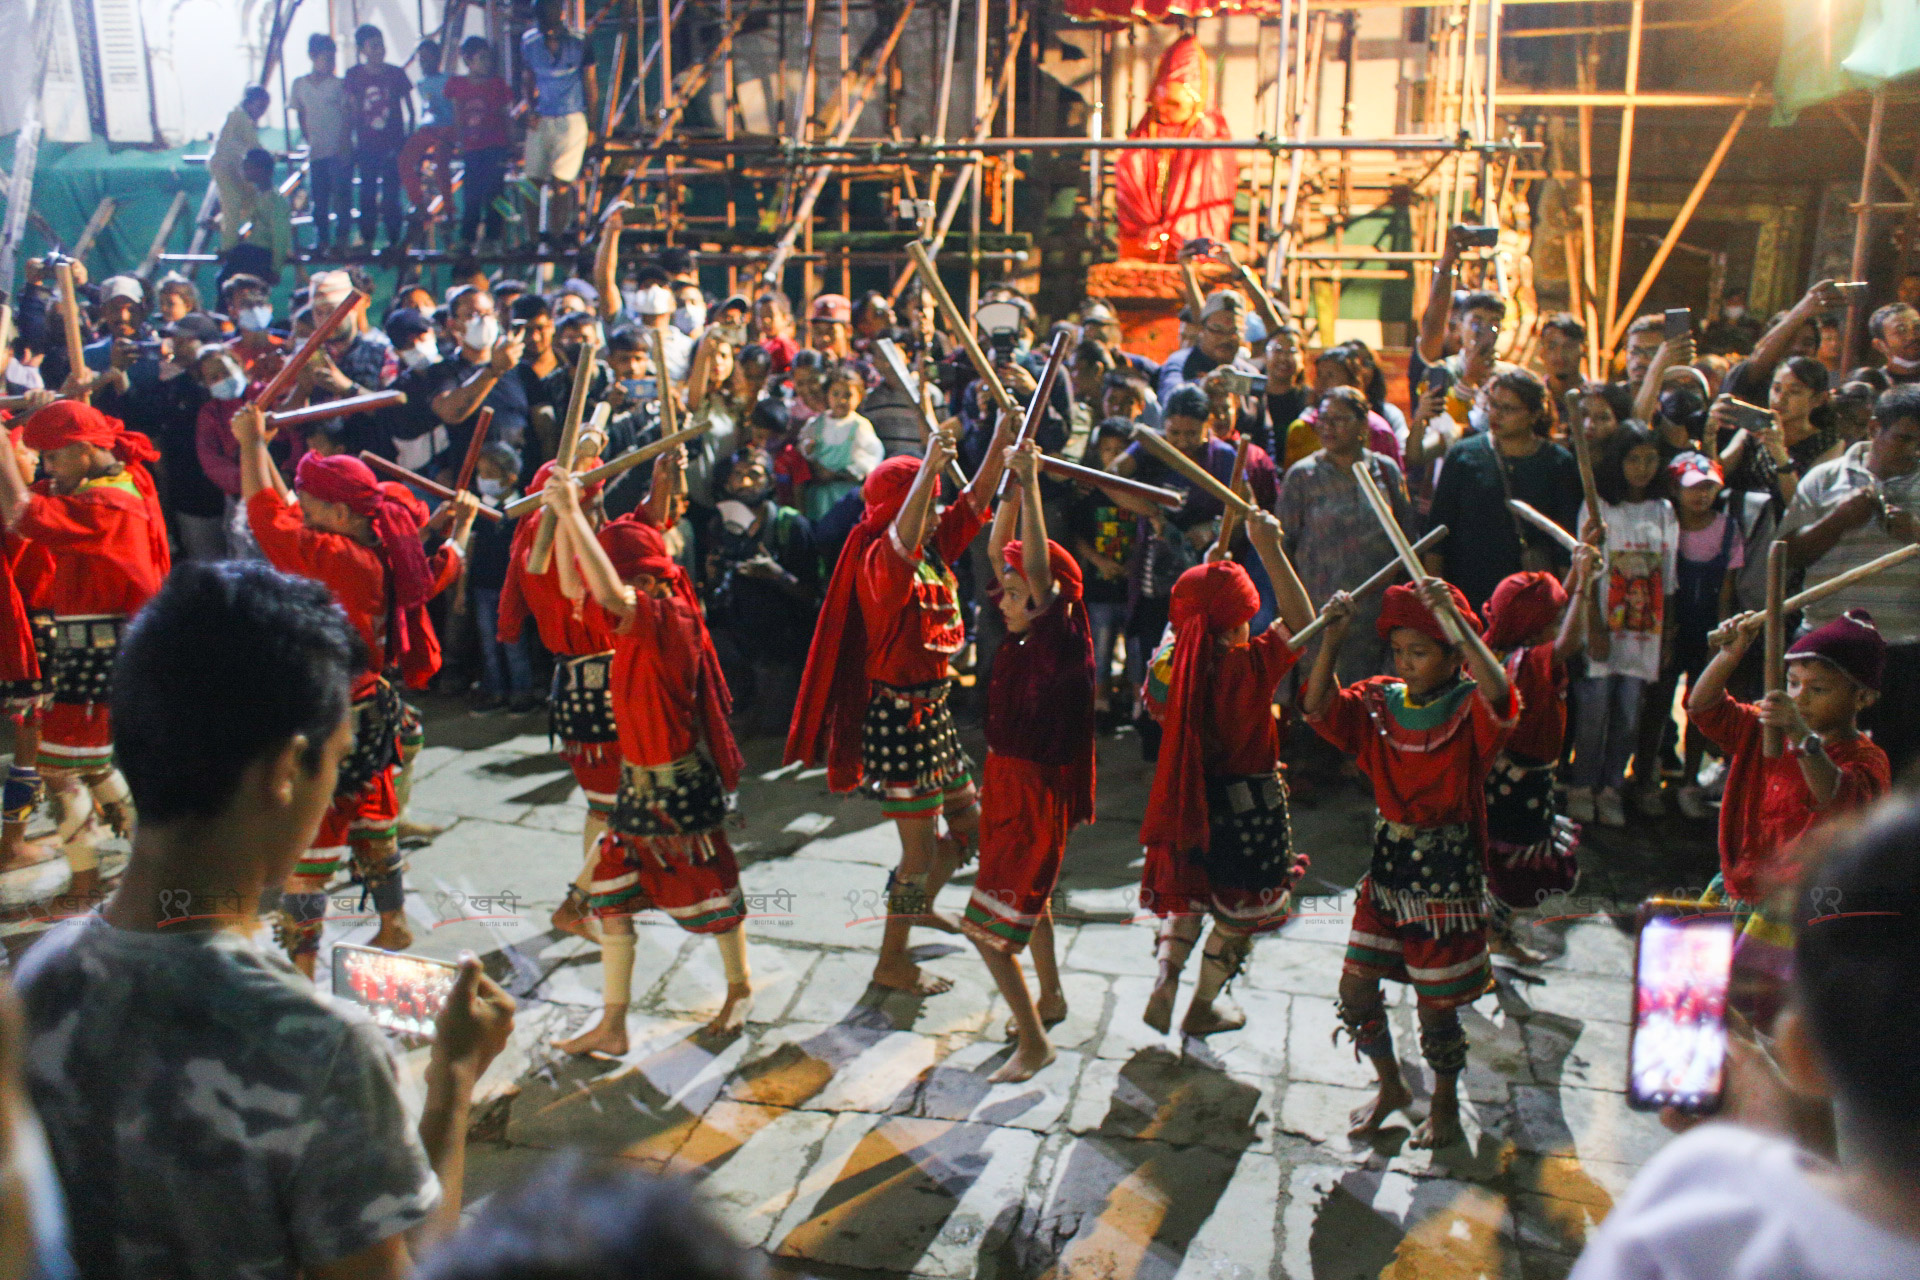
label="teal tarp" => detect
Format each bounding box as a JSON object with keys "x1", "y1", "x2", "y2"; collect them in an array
[{"x1": 1774, "y1": 0, "x2": 1920, "y2": 124}]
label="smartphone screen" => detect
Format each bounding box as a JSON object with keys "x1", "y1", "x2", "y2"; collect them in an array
[
  {"x1": 1665, "y1": 308, "x2": 1692, "y2": 341},
  {"x1": 331, "y1": 944, "x2": 459, "y2": 1042},
  {"x1": 1627, "y1": 905, "x2": 1735, "y2": 1112}
]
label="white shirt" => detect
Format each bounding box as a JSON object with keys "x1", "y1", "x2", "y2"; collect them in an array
[
  {"x1": 1577, "y1": 495, "x2": 1679, "y2": 682},
  {"x1": 288, "y1": 74, "x2": 352, "y2": 159},
  {"x1": 1570, "y1": 1124, "x2": 1920, "y2": 1280}
]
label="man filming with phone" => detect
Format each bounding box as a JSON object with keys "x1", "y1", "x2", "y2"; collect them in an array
[{"x1": 14, "y1": 561, "x2": 516, "y2": 1279}]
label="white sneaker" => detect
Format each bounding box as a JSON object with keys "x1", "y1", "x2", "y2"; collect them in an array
[
  {"x1": 1635, "y1": 786, "x2": 1666, "y2": 819},
  {"x1": 1596, "y1": 788, "x2": 1627, "y2": 828},
  {"x1": 1676, "y1": 785, "x2": 1711, "y2": 821},
  {"x1": 1565, "y1": 786, "x2": 1596, "y2": 824}
]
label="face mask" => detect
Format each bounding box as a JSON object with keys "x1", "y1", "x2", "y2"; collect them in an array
[
  {"x1": 621, "y1": 288, "x2": 644, "y2": 315},
  {"x1": 672, "y1": 301, "x2": 707, "y2": 336},
  {"x1": 477, "y1": 476, "x2": 507, "y2": 498},
  {"x1": 400, "y1": 341, "x2": 438, "y2": 371},
  {"x1": 237, "y1": 305, "x2": 274, "y2": 333},
  {"x1": 1660, "y1": 389, "x2": 1707, "y2": 435},
  {"x1": 464, "y1": 314, "x2": 500, "y2": 351},
  {"x1": 1722, "y1": 305, "x2": 1745, "y2": 321},
  {"x1": 211, "y1": 371, "x2": 247, "y2": 401}
]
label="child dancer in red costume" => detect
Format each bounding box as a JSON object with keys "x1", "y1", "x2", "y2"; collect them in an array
[
  {"x1": 1138, "y1": 509, "x2": 1315, "y2": 1037},
  {"x1": 0, "y1": 402, "x2": 170, "y2": 899},
  {"x1": 1303, "y1": 578, "x2": 1514, "y2": 1149},
  {"x1": 545, "y1": 451, "x2": 754, "y2": 1050},
  {"x1": 0, "y1": 425, "x2": 56, "y2": 870},
  {"x1": 500, "y1": 454, "x2": 621, "y2": 941},
  {"x1": 1478, "y1": 554, "x2": 1597, "y2": 960},
  {"x1": 234, "y1": 403, "x2": 476, "y2": 976},
  {"x1": 787, "y1": 415, "x2": 1012, "y2": 995},
  {"x1": 962, "y1": 441, "x2": 1096, "y2": 1081}
]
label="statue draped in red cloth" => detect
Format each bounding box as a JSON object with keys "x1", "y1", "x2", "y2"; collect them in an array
[{"x1": 1115, "y1": 35, "x2": 1237, "y2": 264}]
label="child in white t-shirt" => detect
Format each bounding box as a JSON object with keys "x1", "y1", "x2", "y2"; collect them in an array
[
  {"x1": 1570, "y1": 798, "x2": 1920, "y2": 1280},
  {"x1": 1567, "y1": 424, "x2": 1678, "y2": 828},
  {"x1": 798, "y1": 364, "x2": 883, "y2": 521}
]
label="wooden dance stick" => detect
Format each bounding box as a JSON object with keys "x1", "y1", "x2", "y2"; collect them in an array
[
  {"x1": 55, "y1": 263, "x2": 88, "y2": 402},
  {"x1": 1035, "y1": 454, "x2": 1184, "y2": 510},
  {"x1": 1506, "y1": 499, "x2": 1582, "y2": 553},
  {"x1": 997, "y1": 329, "x2": 1071, "y2": 500},
  {"x1": 1207, "y1": 436, "x2": 1252, "y2": 563},
  {"x1": 1570, "y1": 419, "x2": 1603, "y2": 540},
  {"x1": 527, "y1": 335, "x2": 601, "y2": 574},
  {"x1": 1763, "y1": 539, "x2": 1787, "y2": 759},
  {"x1": 1288, "y1": 525, "x2": 1449, "y2": 651},
  {"x1": 502, "y1": 419, "x2": 716, "y2": 520},
  {"x1": 1352, "y1": 459, "x2": 1468, "y2": 645},
  {"x1": 357, "y1": 452, "x2": 505, "y2": 520},
  {"x1": 452, "y1": 406, "x2": 495, "y2": 494},
  {"x1": 905, "y1": 241, "x2": 1018, "y2": 416},
  {"x1": 264, "y1": 390, "x2": 408, "y2": 433},
  {"x1": 1782, "y1": 542, "x2": 1920, "y2": 614},
  {"x1": 1127, "y1": 425, "x2": 1255, "y2": 517},
  {"x1": 248, "y1": 288, "x2": 367, "y2": 411},
  {"x1": 871, "y1": 336, "x2": 969, "y2": 489}
]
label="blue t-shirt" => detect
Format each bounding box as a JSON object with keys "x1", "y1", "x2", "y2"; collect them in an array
[
  {"x1": 520, "y1": 28, "x2": 586, "y2": 117},
  {"x1": 416, "y1": 70, "x2": 452, "y2": 128}
]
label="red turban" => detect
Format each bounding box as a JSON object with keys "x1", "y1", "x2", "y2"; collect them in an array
[
  {"x1": 1376, "y1": 581, "x2": 1478, "y2": 646},
  {"x1": 1481, "y1": 571, "x2": 1568, "y2": 652},
  {"x1": 597, "y1": 514, "x2": 743, "y2": 791},
  {"x1": 19, "y1": 401, "x2": 170, "y2": 582},
  {"x1": 787, "y1": 455, "x2": 938, "y2": 790},
  {"x1": 380, "y1": 481, "x2": 430, "y2": 528},
  {"x1": 296, "y1": 453, "x2": 438, "y2": 682},
  {"x1": 1002, "y1": 538, "x2": 1083, "y2": 604},
  {"x1": 1141, "y1": 561, "x2": 1261, "y2": 859}
]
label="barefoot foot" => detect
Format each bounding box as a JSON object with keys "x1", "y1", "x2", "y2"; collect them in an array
[
  {"x1": 550, "y1": 895, "x2": 599, "y2": 942},
  {"x1": 871, "y1": 961, "x2": 953, "y2": 996},
  {"x1": 369, "y1": 918, "x2": 414, "y2": 952},
  {"x1": 1410, "y1": 1097, "x2": 1465, "y2": 1149},
  {"x1": 555, "y1": 1012, "x2": 629, "y2": 1058},
  {"x1": 1349, "y1": 1077, "x2": 1415, "y2": 1138},
  {"x1": 1181, "y1": 994, "x2": 1247, "y2": 1037},
  {"x1": 1004, "y1": 994, "x2": 1067, "y2": 1041},
  {"x1": 0, "y1": 840, "x2": 61, "y2": 874},
  {"x1": 989, "y1": 1038, "x2": 1057, "y2": 1083},
  {"x1": 702, "y1": 983, "x2": 753, "y2": 1037}
]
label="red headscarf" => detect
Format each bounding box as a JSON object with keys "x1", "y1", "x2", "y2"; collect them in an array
[
  {"x1": 20, "y1": 401, "x2": 171, "y2": 581},
  {"x1": 1114, "y1": 36, "x2": 1236, "y2": 262},
  {"x1": 1003, "y1": 537, "x2": 1097, "y2": 823},
  {"x1": 1376, "y1": 580, "x2": 1479, "y2": 646},
  {"x1": 295, "y1": 453, "x2": 438, "y2": 684},
  {"x1": 1140, "y1": 561, "x2": 1261, "y2": 858},
  {"x1": 599, "y1": 515, "x2": 744, "y2": 791},
  {"x1": 787, "y1": 455, "x2": 927, "y2": 791},
  {"x1": 1002, "y1": 538, "x2": 1083, "y2": 604},
  {"x1": 1481, "y1": 571, "x2": 1568, "y2": 652}
]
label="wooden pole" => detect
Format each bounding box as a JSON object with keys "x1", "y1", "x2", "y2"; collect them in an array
[
  {"x1": 1843, "y1": 84, "x2": 1888, "y2": 372},
  {"x1": 1129, "y1": 425, "x2": 1255, "y2": 517},
  {"x1": 136, "y1": 192, "x2": 190, "y2": 280},
  {"x1": 1353, "y1": 458, "x2": 1468, "y2": 644},
  {"x1": 527, "y1": 335, "x2": 600, "y2": 573},
  {"x1": 70, "y1": 198, "x2": 116, "y2": 263},
  {"x1": 1037, "y1": 455, "x2": 1184, "y2": 511},
  {"x1": 1576, "y1": 38, "x2": 1603, "y2": 379},
  {"x1": 1763, "y1": 539, "x2": 1786, "y2": 759},
  {"x1": 906, "y1": 240, "x2": 1017, "y2": 414},
  {"x1": 996, "y1": 330, "x2": 1071, "y2": 499},
  {"x1": 54, "y1": 262, "x2": 88, "y2": 401},
  {"x1": 1210, "y1": 435, "x2": 1253, "y2": 560},
  {"x1": 1289, "y1": 525, "x2": 1449, "y2": 650},
  {"x1": 264, "y1": 390, "x2": 409, "y2": 431},
  {"x1": 1507, "y1": 498, "x2": 1581, "y2": 552},
  {"x1": 1782, "y1": 543, "x2": 1920, "y2": 615},
  {"x1": 1604, "y1": 93, "x2": 1756, "y2": 352},
  {"x1": 1602, "y1": 0, "x2": 1643, "y2": 362},
  {"x1": 249, "y1": 288, "x2": 368, "y2": 411},
  {"x1": 503, "y1": 420, "x2": 718, "y2": 518},
  {"x1": 357, "y1": 453, "x2": 506, "y2": 519}
]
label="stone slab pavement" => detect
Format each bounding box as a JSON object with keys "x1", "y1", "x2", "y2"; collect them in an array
[{"x1": 0, "y1": 698, "x2": 1724, "y2": 1279}]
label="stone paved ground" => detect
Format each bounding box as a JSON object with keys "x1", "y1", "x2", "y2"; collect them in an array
[{"x1": 0, "y1": 695, "x2": 1725, "y2": 1279}]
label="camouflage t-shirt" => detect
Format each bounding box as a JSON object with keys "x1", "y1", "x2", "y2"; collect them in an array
[{"x1": 15, "y1": 916, "x2": 439, "y2": 1280}]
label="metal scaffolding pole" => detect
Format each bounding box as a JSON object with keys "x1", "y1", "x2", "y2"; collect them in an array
[{"x1": 1602, "y1": 0, "x2": 1644, "y2": 357}]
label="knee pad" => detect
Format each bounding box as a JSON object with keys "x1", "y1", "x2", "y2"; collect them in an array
[
  {"x1": 369, "y1": 867, "x2": 406, "y2": 915},
  {"x1": 353, "y1": 840, "x2": 405, "y2": 913},
  {"x1": 4, "y1": 764, "x2": 42, "y2": 824},
  {"x1": 279, "y1": 891, "x2": 328, "y2": 957},
  {"x1": 885, "y1": 868, "x2": 929, "y2": 919},
  {"x1": 1418, "y1": 1016, "x2": 1469, "y2": 1075},
  {"x1": 85, "y1": 769, "x2": 129, "y2": 809},
  {"x1": 1203, "y1": 928, "x2": 1253, "y2": 979},
  {"x1": 1335, "y1": 996, "x2": 1393, "y2": 1062}
]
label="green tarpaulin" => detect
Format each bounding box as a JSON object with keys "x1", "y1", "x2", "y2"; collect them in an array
[{"x1": 1774, "y1": 0, "x2": 1920, "y2": 124}]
